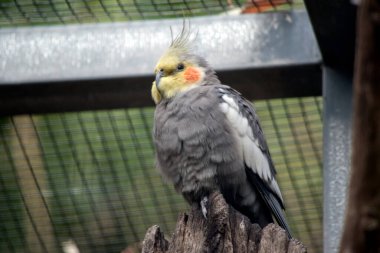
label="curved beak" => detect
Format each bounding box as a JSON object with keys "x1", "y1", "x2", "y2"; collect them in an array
[{"x1": 155, "y1": 71, "x2": 162, "y2": 88}]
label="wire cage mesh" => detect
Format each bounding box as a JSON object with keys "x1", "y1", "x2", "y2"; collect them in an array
[
  {"x1": 0, "y1": 0, "x2": 322, "y2": 252},
  {"x1": 0, "y1": 0, "x2": 302, "y2": 27},
  {"x1": 0, "y1": 97, "x2": 322, "y2": 253}
]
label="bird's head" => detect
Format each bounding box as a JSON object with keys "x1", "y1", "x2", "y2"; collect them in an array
[{"x1": 151, "y1": 26, "x2": 217, "y2": 104}]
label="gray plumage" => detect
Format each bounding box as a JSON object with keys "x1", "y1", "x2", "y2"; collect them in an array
[{"x1": 153, "y1": 52, "x2": 291, "y2": 237}]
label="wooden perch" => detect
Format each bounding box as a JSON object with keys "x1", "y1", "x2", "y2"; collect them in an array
[{"x1": 142, "y1": 192, "x2": 306, "y2": 253}]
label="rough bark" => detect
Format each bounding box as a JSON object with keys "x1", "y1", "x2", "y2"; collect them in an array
[
  {"x1": 339, "y1": 0, "x2": 380, "y2": 252},
  {"x1": 142, "y1": 192, "x2": 306, "y2": 253}
]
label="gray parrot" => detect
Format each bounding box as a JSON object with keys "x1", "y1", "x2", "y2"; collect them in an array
[{"x1": 151, "y1": 28, "x2": 292, "y2": 237}]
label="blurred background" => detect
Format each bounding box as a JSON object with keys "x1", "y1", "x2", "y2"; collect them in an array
[
  {"x1": 0, "y1": 1, "x2": 323, "y2": 252},
  {"x1": 0, "y1": 0, "x2": 304, "y2": 26}
]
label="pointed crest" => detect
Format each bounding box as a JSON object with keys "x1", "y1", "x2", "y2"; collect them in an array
[{"x1": 169, "y1": 19, "x2": 193, "y2": 51}]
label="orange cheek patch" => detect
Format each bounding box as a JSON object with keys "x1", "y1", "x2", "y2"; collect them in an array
[{"x1": 184, "y1": 67, "x2": 201, "y2": 83}]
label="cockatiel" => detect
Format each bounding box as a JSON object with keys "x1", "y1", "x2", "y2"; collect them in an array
[{"x1": 151, "y1": 26, "x2": 291, "y2": 237}]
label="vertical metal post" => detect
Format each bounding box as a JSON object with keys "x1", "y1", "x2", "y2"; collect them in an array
[
  {"x1": 304, "y1": 1, "x2": 357, "y2": 251},
  {"x1": 323, "y1": 67, "x2": 353, "y2": 253}
]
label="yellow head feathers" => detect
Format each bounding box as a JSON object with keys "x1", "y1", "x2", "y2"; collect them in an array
[{"x1": 151, "y1": 23, "x2": 205, "y2": 104}]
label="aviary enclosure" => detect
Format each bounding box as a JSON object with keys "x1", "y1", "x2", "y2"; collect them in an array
[{"x1": 1, "y1": 0, "x2": 349, "y2": 252}]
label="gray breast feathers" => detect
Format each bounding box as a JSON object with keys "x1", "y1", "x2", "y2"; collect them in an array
[{"x1": 153, "y1": 85, "x2": 245, "y2": 197}]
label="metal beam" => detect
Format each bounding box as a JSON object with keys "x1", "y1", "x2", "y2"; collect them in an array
[
  {"x1": 0, "y1": 10, "x2": 321, "y2": 115},
  {"x1": 322, "y1": 67, "x2": 353, "y2": 253}
]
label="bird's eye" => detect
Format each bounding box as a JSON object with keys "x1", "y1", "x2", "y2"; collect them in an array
[{"x1": 177, "y1": 63, "x2": 185, "y2": 71}]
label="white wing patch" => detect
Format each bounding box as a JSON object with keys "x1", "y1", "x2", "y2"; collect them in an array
[{"x1": 219, "y1": 93, "x2": 284, "y2": 202}]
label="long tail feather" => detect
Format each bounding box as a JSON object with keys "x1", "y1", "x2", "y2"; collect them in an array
[{"x1": 247, "y1": 170, "x2": 292, "y2": 238}]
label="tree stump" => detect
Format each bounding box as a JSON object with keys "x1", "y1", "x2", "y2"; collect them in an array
[{"x1": 142, "y1": 192, "x2": 306, "y2": 253}]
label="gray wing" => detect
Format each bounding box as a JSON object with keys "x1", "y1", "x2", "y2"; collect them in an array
[{"x1": 217, "y1": 85, "x2": 292, "y2": 237}]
